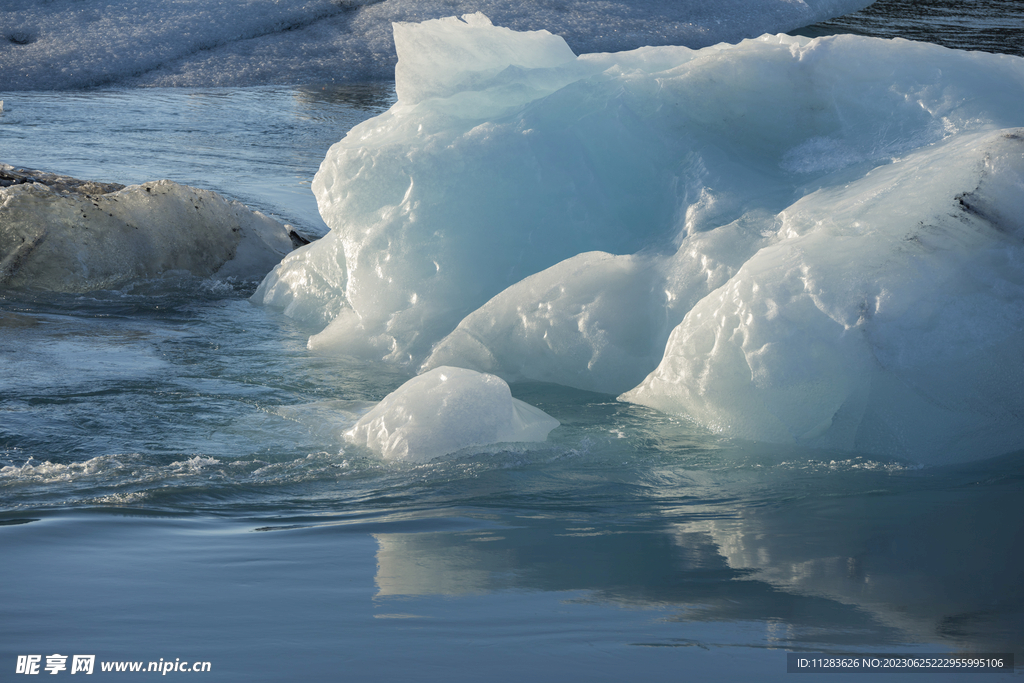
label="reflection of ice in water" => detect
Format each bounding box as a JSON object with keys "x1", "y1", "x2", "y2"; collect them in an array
[
  {"x1": 691, "y1": 466, "x2": 1024, "y2": 654},
  {"x1": 375, "y1": 531, "x2": 494, "y2": 596},
  {"x1": 371, "y1": 459, "x2": 1024, "y2": 654}
]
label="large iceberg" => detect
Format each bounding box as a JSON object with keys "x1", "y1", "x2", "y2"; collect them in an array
[
  {"x1": 254, "y1": 14, "x2": 1024, "y2": 464},
  {"x1": 0, "y1": 0, "x2": 874, "y2": 90}
]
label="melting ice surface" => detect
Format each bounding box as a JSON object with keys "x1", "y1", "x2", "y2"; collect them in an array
[{"x1": 255, "y1": 13, "x2": 1024, "y2": 466}]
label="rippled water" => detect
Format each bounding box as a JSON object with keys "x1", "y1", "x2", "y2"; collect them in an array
[
  {"x1": 0, "y1": 85, "x2": 396, "y2": 236},
  {"x1": 2, "y1": 6, "x2": 1023, "y2": 681},
  {"x1": 802, "y1": 0, "x2": 1024, "y2": 55}
]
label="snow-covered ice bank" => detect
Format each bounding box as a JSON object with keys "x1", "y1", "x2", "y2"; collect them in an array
[
  {"x1": 0, "y1": 166, "x2": 296, "y2": 291},
  {"x1": 0, "y1": 0, "x2": 873, "y2": 90},
  {"x1": 255, "y1": 14, "x2": 1024, "y2": 464}
]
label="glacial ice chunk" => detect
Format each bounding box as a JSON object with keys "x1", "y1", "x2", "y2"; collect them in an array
[
  {"x1": 421, "y1": 216, "x2": 772, "y2": 395},
  {"x1": 393, "y1": 13, "x2": 577, "y2": 105},
  {"x1": 623, "y1": 129, "x2": 1024, "y2": 464},
  {"x1": 345, "y1": 366, "x2": 559, "y2": 462},
  {"x1": 255, "y1": 17, "x2": 1024, "y2": 463},
  {"x1": 421, "y1": 252, "x2": 667, "y2": 395},
  {"x1": 0, "y1": 167, "x2": 295, "y2": 291}
]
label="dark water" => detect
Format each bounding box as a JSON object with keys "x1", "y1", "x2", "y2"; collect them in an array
[{"x1": 802, "y1": 0, "x2": 1024, "y2": 56}]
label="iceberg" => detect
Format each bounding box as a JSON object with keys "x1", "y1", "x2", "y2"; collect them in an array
[
  {"x1": 345, "y1": 366, "x2": 559, "y2": 462},
  {"x1": 254, "y1": 14, "x2": 1024, "y2": 464},
  {"x1": 622, "y1": 130, "x2": 1024, "y2": 462},
  {"x1": 1, "y1": 166, "x2": 297, "y2": 291}
]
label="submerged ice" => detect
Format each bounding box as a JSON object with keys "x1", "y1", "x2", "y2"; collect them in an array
[{"x1": 254, "y1": 14, "x2": 1024, "y2": 465}]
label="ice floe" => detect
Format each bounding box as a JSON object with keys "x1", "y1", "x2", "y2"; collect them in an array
[{"x1": 0, "y1": 165, "x2": 297, "y2": 291}]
